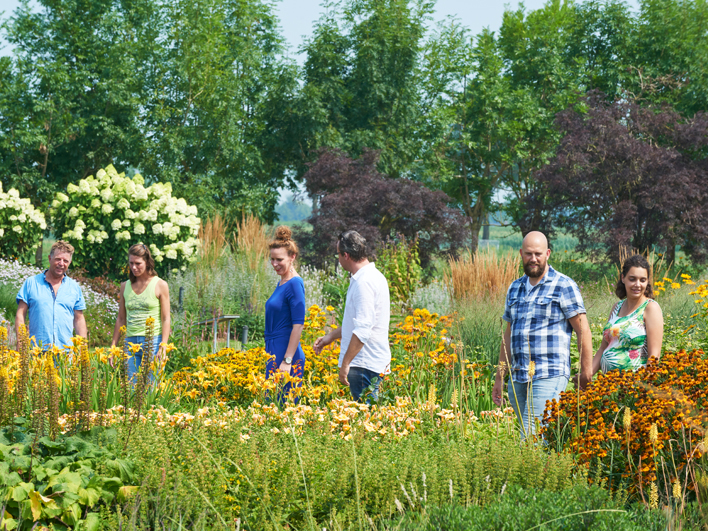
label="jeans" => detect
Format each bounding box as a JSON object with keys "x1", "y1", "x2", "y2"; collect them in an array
[
  {"x1": 125, "y1": 335, "x2": 162, "y2": 383},
  {"x1": 348, "y1": 366, "x2": 381, "y2": 403},
  {"x1": 508, "y1": 375, "x2": 568, "y2": 438}
]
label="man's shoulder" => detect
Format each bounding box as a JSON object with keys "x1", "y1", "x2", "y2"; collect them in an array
[
  {"x1": 507, "y1": 276, "x2": 526, "y2": 293},
  {"x1": 548, "y1": 267, "x2": 579, "y2": 290},
  {"x1": 64, "y1": 275, "x2": 85, "y2": 291},
  {"x1": 21, "y1": 272, "x2": 44, "y2": 287}
]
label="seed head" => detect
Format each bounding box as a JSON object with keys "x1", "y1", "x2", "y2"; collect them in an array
[
  {"x1": 673, "y1": 479, "x2": 682, "y2": 500},
  {"x1": 649, "y1": 423, "x2": 658, "y2": 444},
  {"x1": 528, "y1": 361, "x2": 536, "y2": 378},
  {"x1": 623, "y1": 407, "x2": 632, "y2": 432},
  {"x1": 650, "y1": 481, "x2": 659, "y2": 509}
]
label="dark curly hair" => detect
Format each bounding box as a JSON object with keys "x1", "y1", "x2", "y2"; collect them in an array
[{"x1": 615, "y1": 254, "x2": 654, "y2": 299}]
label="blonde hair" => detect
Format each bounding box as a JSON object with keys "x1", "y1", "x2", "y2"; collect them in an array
[
  {"x1": 268, "y1": 226, "x2": 299, "y2": 257},
  {"x1": 49, "y1": 240, "x2": 75, "y2": 257}
]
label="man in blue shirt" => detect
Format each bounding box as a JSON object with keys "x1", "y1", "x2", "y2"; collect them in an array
[
  {"x1": 492, "y1": 231, "x2": 593, "y2": 437},
  {"x1": 16, "y1": 241, "x2": 87, "y2": 350}
]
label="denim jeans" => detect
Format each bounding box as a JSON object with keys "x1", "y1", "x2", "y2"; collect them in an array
[
  {"x1": 348, "y1": 366, "x2": 381, "y2": 403},
  {"x1": 508, "y1": 375, "x2": 568, "y2": 438},
  {"x1": 125, "y1": 334, "x2": 162, "y2": 383}
]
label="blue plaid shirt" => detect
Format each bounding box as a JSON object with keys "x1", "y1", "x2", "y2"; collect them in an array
[{"x1": 502, "y1": 266, "x2": 585, "y2": 383}]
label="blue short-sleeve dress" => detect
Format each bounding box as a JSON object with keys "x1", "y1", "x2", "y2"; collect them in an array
[{"x1": 264, "y1": 276, "x2": 306, "y2": 400}]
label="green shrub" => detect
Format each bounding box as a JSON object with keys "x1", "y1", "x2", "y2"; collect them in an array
[
  {"x1": 0, "y1": 427, "x2": 136, "y2": 531},
  {"x1": 0, "y1": 185, "x2": 46, "y2": 263},
  {"x1": 383, "y1": 484, "x2": 667, "y2": 530},
  {"x1": 50, "y1": 165, "x2": 200, "y2": 278},
  {"x1": 116, "y1": 422, "x2": 579, "y2": 529}
]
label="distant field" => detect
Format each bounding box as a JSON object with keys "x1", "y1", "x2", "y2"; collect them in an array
[{"x1": 481, "y1": 225, "x2": 578, "y2": 252}]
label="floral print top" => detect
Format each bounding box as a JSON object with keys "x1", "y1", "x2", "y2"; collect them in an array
[{"x1": 601, "y1": 299, "x2": 656, "y2": 373}]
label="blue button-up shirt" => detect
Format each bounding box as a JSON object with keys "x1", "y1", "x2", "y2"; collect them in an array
[
  {"x1": 502, "y1": 266, "x2": 585, "y2": 383},
  {"x1": 16, "y1": 272, "x2": 87, "y2": 350}
]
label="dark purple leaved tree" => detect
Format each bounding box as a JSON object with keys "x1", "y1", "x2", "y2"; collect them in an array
[
  {"x1": 531, "y1": 93, "x2": 708, "y2": 264},
  {"x1": 297, "y1": 148, "x2": 468, "y2": 268}
]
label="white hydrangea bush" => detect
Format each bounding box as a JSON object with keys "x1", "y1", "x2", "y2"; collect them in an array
[
  {"x1": 51, "y1": 164, "x2": 200, "y2": 277},
  {"x1": 0, "y1": 183, "x2": 47, "y2": 261}
]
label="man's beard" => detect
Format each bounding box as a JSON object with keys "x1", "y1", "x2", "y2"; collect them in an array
[{"x1": 523, "y1": 260, "x2": 546, "y2": 278}]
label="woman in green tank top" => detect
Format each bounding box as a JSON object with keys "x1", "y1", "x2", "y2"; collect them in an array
[
  {"x1": 590, "y1": 254, "x2": 664, "y2": 376},
  {"x1": 111, "y1": 244, "x2": 171, "y2": 382}
]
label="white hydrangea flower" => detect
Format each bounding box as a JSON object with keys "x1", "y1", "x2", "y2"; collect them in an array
[
  {"x1": 69, "y1": 207, "x2": 79, "y2": 217},
  {"x1": 100, "y1": 188, "x2": 114, "y2": 202},
  {"x1": 111, "y1": 219, "x2": 122, "y2": 231},
  {"x1": 134, "y1": 223, "x2": 145, "y2": 235},
  {"x1": 9, "y1": 215, "x2": 17, "y2": 221},
  {"x1": 96, "y1": 169, "x2": 107, "y2": 179},
  {"x1": 102, "y1": 204, "x2": 114, "y2": 215},
  {"x1": 8, "y1": 189, "x2": 19, "y2": 198},
  {"x1": 56, "y1": 192, "x2": 69, "y2": 203},
  {"x1": 133, "y1": 173, "x2": 145, "y2": 185},
  {"x1": 79, "y1": 180, "x2": 91, "y2": 194},
  {"x1": 117, "y1": 198, "x2": 130, "y2": 209},
  {"x1": 152, "y1": 223, "x2": 163, "y2": 235},
  {"x1": 91, "y1": 198, "x2": 102, "y2": 209},
  {"x1": 166, "y1": 249, "x2": 177, "y2": 260},
  {"x1": 125, "y1": 209, "x2": 137, "y2": 219},
  {"x1": 75, "y1": 219, "x2": 86, "y2": 230},
  {"x1": 67, "y1": 183, "x2": 80, "y2": 194},
  {"x1": 12, "y1": 225, "x2": 21, "y2": 233},
  {"x1": 147, "y1": 209, "x2": 158, "y2": 221},
  {"x1": 0, "y1": 228, "x2": 4, "y2": 237},
  {"x1": 17, "y1": 213, "x2": 26, "y2": 222}
]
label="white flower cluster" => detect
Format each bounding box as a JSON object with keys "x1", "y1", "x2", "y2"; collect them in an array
[
  {"x1": 0, "y1": 258, "x2": 119, "y2": 315},
  {"x1": 52, "y1": 165, "x2": 200, "y2": 266},
  {"x1": 0, "y1": 183, "x2": 47, "y2": 241}
]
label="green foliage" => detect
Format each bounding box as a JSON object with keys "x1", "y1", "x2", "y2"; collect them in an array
[
  {"x1": 115, "y1": 421, "x2": 578, "y2": 529},
  {"x1": 376, "y1": 239, "x2": 422, "y2": 310},
  {"x1": 0, "y1": 427, "x2": 136, "y2": 531},
  {"x1": 50, "y1": 165, "x2": 200, "y2": 278},
  {"x1": 0, "y1": 186, "x2": 46, "y2": 263},
  {"x1": 383, "y1": 484, "x2": 667, "y2": 530}
]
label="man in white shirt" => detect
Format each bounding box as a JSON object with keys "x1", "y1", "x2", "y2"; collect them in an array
[{"x1": 314, "y1": 230, "x2": 391, "y2": 401}]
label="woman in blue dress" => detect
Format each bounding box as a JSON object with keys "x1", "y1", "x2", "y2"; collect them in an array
[{"x1": 265, "y1": 226, "x2": 306, "y2": 402}]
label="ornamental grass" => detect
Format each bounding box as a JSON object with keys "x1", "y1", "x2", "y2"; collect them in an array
[{"x1": 543, "y1": 349, "x2": 708, "y2": 506}]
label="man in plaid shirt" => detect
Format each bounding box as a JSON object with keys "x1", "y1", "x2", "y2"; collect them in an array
[{"x1": 492, "y1": 232, "x2": 593, "y2": 437}]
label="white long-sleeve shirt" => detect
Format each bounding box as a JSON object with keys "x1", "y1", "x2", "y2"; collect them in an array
[{"x1": 339, "y1": 262, "x2": 391, "y2": 374}]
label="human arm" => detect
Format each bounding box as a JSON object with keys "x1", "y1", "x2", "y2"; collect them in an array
[
  {"x1": 156, "y1": 279, "x2": 171, "y2": 352},
  {"x1": 110, "y1": 282, "x2": 127, "y2": 347},
  {"x1": 569, "y1": 312, "x2": 593, "y2": 389},
  {"x1": 314, "y1": 326, "x2": 342, "y2": 354},
  {"x1": 278, "y1": 324, "x2": 304, "y2": 372},
  {"x1": 338, "y1": 333, "x2": 365, "y2": 386},
  {"x1": 73, "y1": 310, "x2": 87, "y2": 339},
  {"x1": 15, "y1": 301, "x2": 28, "y2": 347},
  {"x1": 644, "y1": 300, "x2": 664, "y2": 361},
  {"x1": 492, "y1": 322, "x2": 512, "y2": 406}
]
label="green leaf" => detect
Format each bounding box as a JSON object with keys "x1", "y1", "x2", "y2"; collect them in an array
[
  {"x1": 0, "y1": 516, "x2": 17, "y2": 531},
  {"x1": 117, "y1": 485, "x2": 138, "y2": 502},
  {"x1": 83, "y1": 512, "x2": 101, "y2": 531},
  {"x1": 105, "y1": 460, "x2": 134, "y2": 483},
  {"x1": 11, "y1": 482, "x2": 33, "y2": 502},
  {"x1": 78, "y1": 487, "x2": 101, "y2": 507}
]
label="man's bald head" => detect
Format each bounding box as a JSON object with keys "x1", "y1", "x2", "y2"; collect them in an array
[
  {"x1": 522, "y1": 231, "x2": 549, "y2": 252},
  {"x1": 520, "y1": 231, "x2": 551, "y2": 279}
]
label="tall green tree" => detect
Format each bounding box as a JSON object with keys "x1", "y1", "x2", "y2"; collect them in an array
[
  {"x1": 0, "y1": 0, "x2": 297, "y2": 227},
  {"x1": 295, "y1": 0, "x2": 433, "y2": 179}
]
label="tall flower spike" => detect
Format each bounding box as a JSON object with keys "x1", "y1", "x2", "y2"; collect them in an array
[
  {"x1": 528, "y1": 361, "x2": 536, "y2": 378},
  {"x1": 673, "y1": 479, "x2": 682, "y2": 500},
  {"x1": 623, "y1": 407, "x2": 631, "y2": 432},
  {"x1": 649, "y1": 423, "x2": 658, "y2": 444},
  {"x1": 650, "y1": 482, "x2": 659, "y2": 509}
]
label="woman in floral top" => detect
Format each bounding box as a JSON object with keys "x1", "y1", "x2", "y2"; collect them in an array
[{"x1": 592, "y1": 254, "x2": 664, "y2": 374}]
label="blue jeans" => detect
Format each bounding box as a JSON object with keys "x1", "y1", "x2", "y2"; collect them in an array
[
  {"x1": 508, "y1": 376, "x2": 568, "y2": 438},
  {"x1": 125, "y1": 335, "x2": 162, "y2": 383},
  {"x1": 348, "y1": 366, "x2": 381, "y2": 403}
]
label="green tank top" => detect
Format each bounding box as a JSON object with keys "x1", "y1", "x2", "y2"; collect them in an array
[{"x1": 124, "y1": 276, "x2": 162, "y2": 337}]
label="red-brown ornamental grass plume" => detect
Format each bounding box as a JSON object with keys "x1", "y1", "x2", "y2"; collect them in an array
[
  {"x1": 543, "y1": 349, "x2": 708, "y2": 504},
  {"x1": 446, "y1": 250, "x2": 520, "y2": 300}
]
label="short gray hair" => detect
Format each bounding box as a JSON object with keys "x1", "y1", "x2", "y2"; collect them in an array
[{"x1": 338, "y1": 230, "x2": 367, "y2": 262}]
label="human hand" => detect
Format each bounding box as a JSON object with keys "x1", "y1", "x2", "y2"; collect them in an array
[
  {"x1": 579, "y1": 371, "x2": 592, "y2": 390},
  {"x1": 492, "y1": 378, "x2": 503, "y2": 406},
  {"x1": 278, "y1": 360, "x2": 292, "y2": 374},
  {"x1": 314, "y1": 334, "x2": 331, "y2": 355},
  {"x1": 338, "y1": 363, "x2": 350, "y2": 386}
]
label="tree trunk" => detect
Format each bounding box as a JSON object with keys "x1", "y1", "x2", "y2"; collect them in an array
[
  {"x1": 665, "y1": 239, "x2": 676, "y2": 266},
  {"x1": 35, "y1": 239, "x2": 44, "y2": 268},
  {"x1": 482, "y1": 213, "x2": 490, "y2": 240}
]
